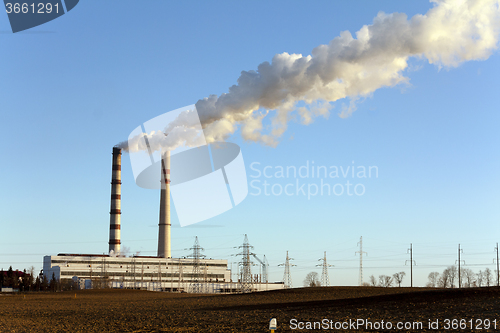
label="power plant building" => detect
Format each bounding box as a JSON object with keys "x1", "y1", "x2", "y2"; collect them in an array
[
  {"x1": 42, "y1": 147, "x2": 284, "y2": 293},
  {"x1": 43, "y1": 254, "x2": 232, "y2": 292},
  {"x1": 43, "y1": 254, "x2": 283, "y2": 292}
]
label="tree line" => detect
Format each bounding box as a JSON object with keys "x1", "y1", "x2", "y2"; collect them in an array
[
  {"x1": 366, "y1": 267, "x2": 497, "y2": 288},
  {"x1": 365, "y1": 271, "x2": 407, "y2": 287},
  {"x1": 426, "y1": 266, "x2": 496, "y2": 288},
  {"x1": 0, "y1": 266, "x2": 75, "y2": 292},
  {"x1": 303, "y1": 267, "x2": 498, "y2": 288}
]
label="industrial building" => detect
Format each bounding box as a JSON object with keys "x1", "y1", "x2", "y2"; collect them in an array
[
  {"x1": 43, "y1": 254, "x2": 230, "y2": 292},
  {"x1": 43, "y1": 147, "x2": 284, "y2": 293},
  {"x1": 42, "y1": 254, "x2": 282, "y2": 292}
]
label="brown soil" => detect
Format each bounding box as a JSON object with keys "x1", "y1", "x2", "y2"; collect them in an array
[{"x1": 1, "y1": 287, "x2": 499, "y2": 332}]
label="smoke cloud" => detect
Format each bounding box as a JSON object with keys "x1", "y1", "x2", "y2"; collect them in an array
[{"x1": 120, "y1": 0, "x2": 500, "y2": 153}]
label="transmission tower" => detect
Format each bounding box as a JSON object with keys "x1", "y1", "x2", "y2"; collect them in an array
[
  {"x1": 317, "y1": 251, "x2": 334, "y2": 286},
  {"x1": 187, "y1": 236, "x2": 205, "y2": 293},
  {"x1": 236, "y1": 234, "x2": 254, "y2": 293},
  {"x1": 279, "y1": 251, "x2": 296, "y2": 288},
  {"x1": 355, "y1": 237, "x2": 367, "y2": 286}
]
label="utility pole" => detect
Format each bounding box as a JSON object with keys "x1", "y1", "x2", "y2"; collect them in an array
[
  {"x1": 178, "y1": 258, "x2": 184, "y2": 293},
  {"x1": 355, "y1": 237, "x2": 367, "y2": 286},
  {"x1": 458, "y1": 244, "x2": 462, "y2": 288},
  {"x1": 132, "y1": 258, "x2": 135, "y2": 290},
  {"x1": 279, "y1": 251, "x2": 296, "y2": 288},
  {"x1": 100, "y1": 257, "x2": 105, "y2": 289},
  {"x1": 495, "y1": 243, "x2": 500, "y2": 287},
  {"x1": 203, "y1": 264, "x2": 208, "y2": 293},
  {"x1": 316, "y1": 251, "x2": 334, "y2": 287},
  {"x1": 141, "y1": 262, "x2": 144, "y2": 289},
  {"x1": 456, "y1": 244, "x2": 464, "y2": 288},
  {"x1": 170, "y1": 261, "x2": 173, "y2": 293},
  {"x1": 264, "y1": 255, "x2": 268, "y2": 284},
  {"x1": 158, "y1": 260, "x2": 162, "y2": 291},
  {"x1": 264, "y1": 255, "x2": 269, "y2": 291},
  {"x1": 252, "y1": 254, "x2": 268, "y2": 283},
  {"x1": 405, "y1": 243, "x2": 416, "y2": 287}
]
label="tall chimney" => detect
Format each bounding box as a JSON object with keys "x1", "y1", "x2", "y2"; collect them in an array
[
  {"x1": 158, "y1": 150, "x2": 171, "y2": 258},
  {"x1": 109, "y1": 147, "x2": 122, "y2": 254}
]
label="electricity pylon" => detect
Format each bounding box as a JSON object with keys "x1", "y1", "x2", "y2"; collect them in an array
[
  {"x1": 279, "y1": 251, "x2": 296, "y2": 288},
  {"x1": 317, "y1": 251, "x2": 334, "y2": 286},
  {"x1": 355, "y1": 237, "x2": 367, "y2": 286},
  {"x1": 236, "y1": 234, "x2": 254, "y2": 293},
  {"x1": 187, "y1": 236, "x2": 205, "y2": 293}
]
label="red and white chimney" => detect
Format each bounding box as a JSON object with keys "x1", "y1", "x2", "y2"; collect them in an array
[{"x1": 109, "y1": 147, "x2": 122, "y2": 254}]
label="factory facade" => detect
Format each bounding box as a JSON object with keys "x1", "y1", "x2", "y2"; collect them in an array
[
  {"x1": 44, "y1": 254, "x2": 229, "y2": 292},
  {"x1": 43, "y1": 254, "x2": 283, "y2": 292}
]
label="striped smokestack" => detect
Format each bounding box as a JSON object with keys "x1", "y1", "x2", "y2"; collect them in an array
[
  {"x1": 157, "y1": 150, "x2": 171, "y2": 258},
  {"x1": 109, "y1": 147, "x2": 122, "y2": 254}
]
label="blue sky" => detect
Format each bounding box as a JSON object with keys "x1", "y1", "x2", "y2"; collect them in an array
[{"x1": 1, "y1": 0, "x2": 500, "y2": 287}]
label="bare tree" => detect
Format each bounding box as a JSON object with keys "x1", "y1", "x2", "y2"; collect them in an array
[
  {"x1": 427, "y1": 272, "x2": 440, "y2": 287},
  {"x1": 438, "y1": 274, "x2": 449, "y2": 288},
  {"x1": 378, "y1": 275, "x2": 393, "y2": 287},
  {"x1": 477, "y1": 270, "x2": 484, "y2": 287},
  {"x1": 393, "y1": 272, "x2": 406, "y2": 287},
  {"x1": 439, "y1": 266, "x2": 457, "y2": 288},
  {"x1": 461, "y1": 268, "x2": 476, "y2": 288},
  {"x1": 484, "y1": 268, "x2": 493, "y2": 287},
  {"x1": 303, "y1": 272, "x2": 321, "y2": 287},
  {"x1": 28, "y1": 266, "x2": 36, "y2": 291},
  {"x1": 369, "y1": 275, "x2": 377, "y2": 287},
  {"x1": 448, "y1": 266, "x2": 458, "y2": 288}
]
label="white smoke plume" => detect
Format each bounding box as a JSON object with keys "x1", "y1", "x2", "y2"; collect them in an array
[{"x1": 120, "y1": 0, "x2": 500, "y2": 153}]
